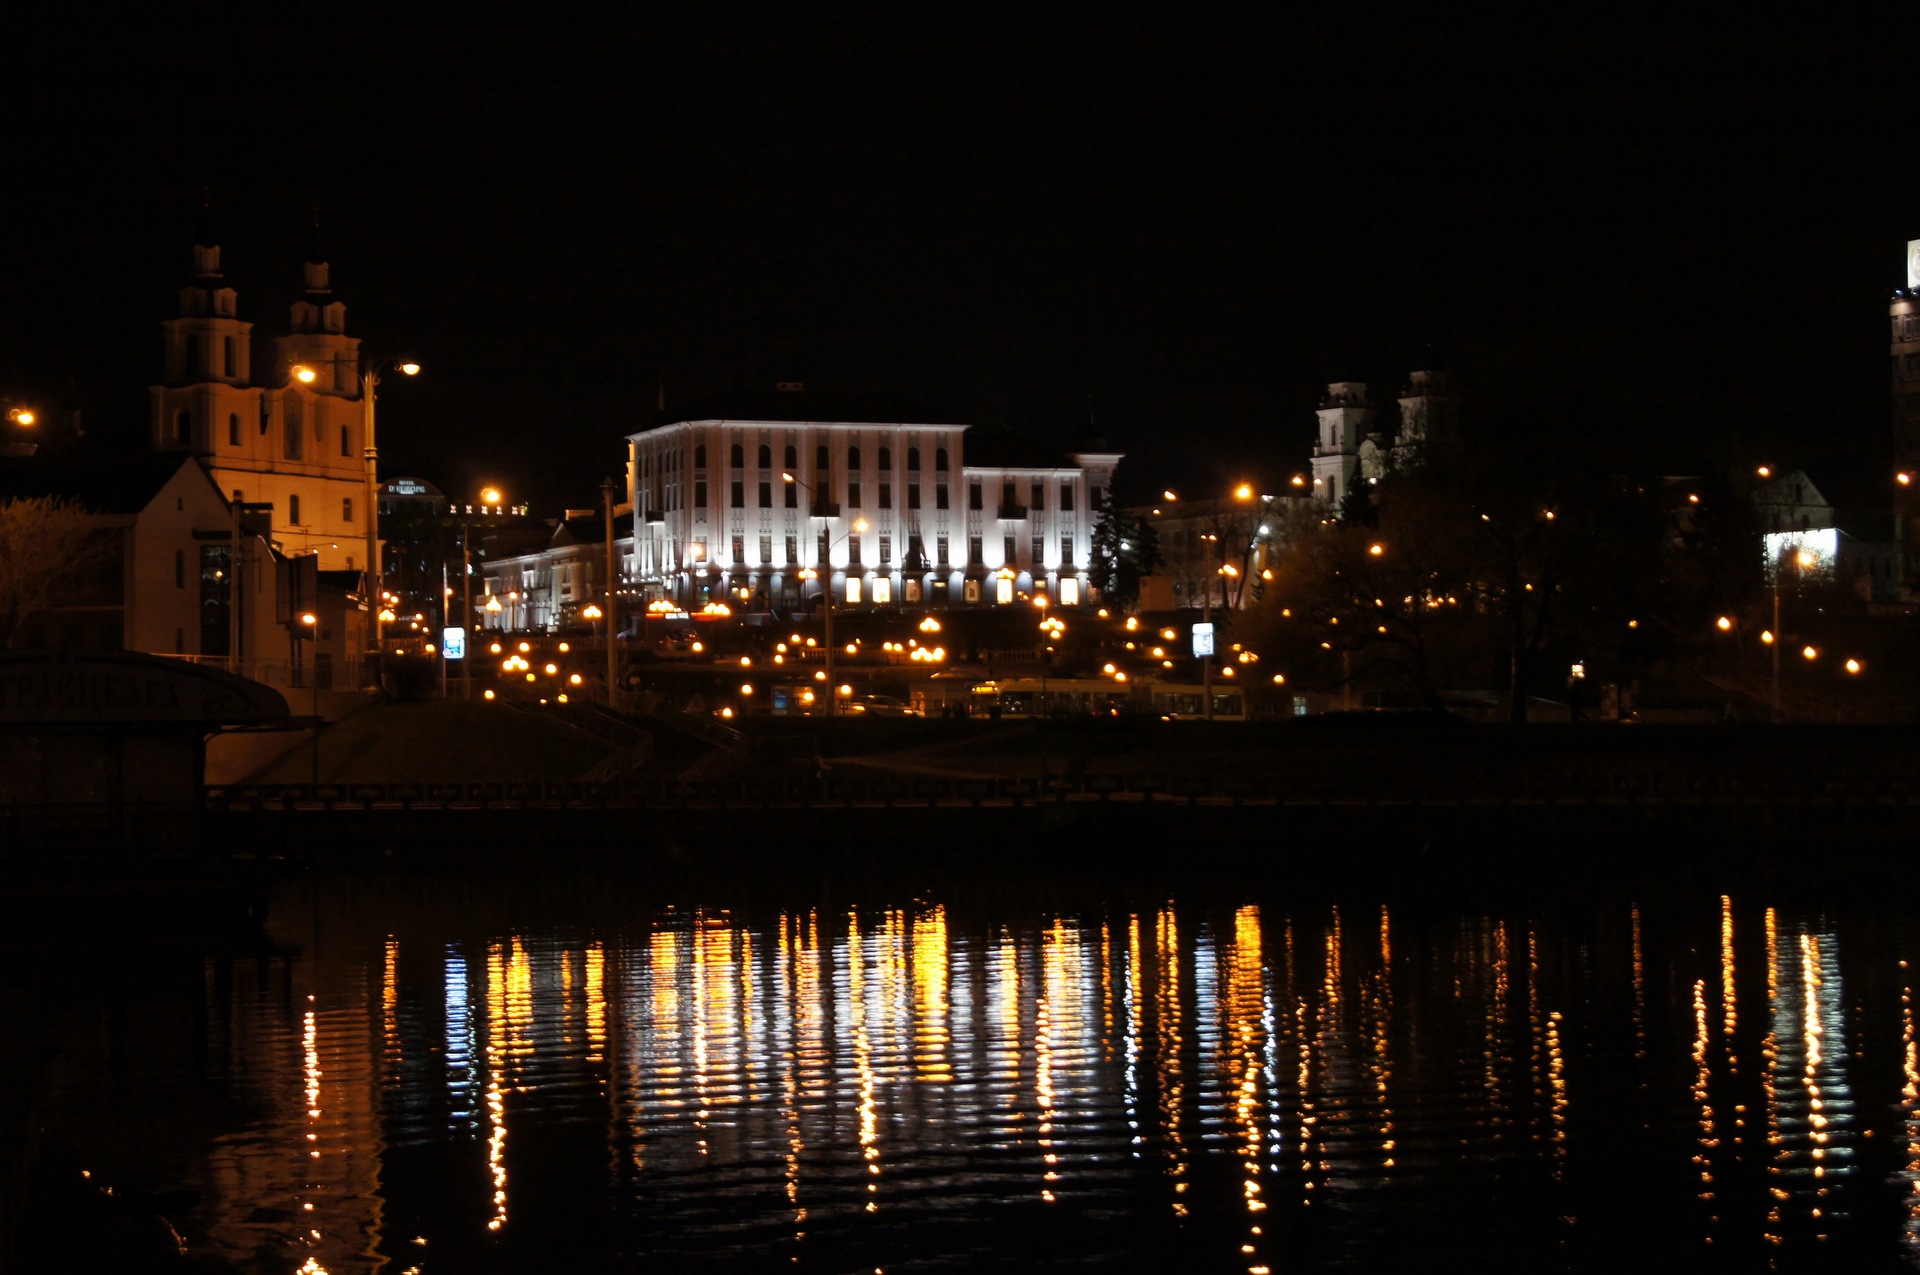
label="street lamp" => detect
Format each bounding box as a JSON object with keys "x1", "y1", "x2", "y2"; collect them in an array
[
  {"x1": 456, "y1": 485, "x2": 504, "y2": 699},
  {"x1": 1771, "y1": 546, "x2": 1818, "y2": 721},
  {"x1": 359, "y1": 357, "x2": 419, "y2": 655},
  {"x1": 784, "y1": 471, "x2": 867, "y2": 714}
]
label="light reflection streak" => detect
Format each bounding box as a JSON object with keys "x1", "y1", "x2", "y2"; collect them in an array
[
  {"x1": 1157, "y1": 905, "x2": 1188, "y2": 1214},
  {"x1": 445, "y1": 950, "x2": 474, "y2": 1125},
  {"x1": 1546, "y1": 1009, "x2": 1566, "y2": 1178},
  {"x1": 1037, "y1": 924, "x2": 1058, "y2": 1202},
  {"x1": 1229, "y1": 905, "x2": 1268, "y2": 1274},
  {"x1": 1902, "y1": 966, "x2": 1920, "y2": 1253},
  {"x1": 382, "y1": 938, "x2": 399, "y2": 1079},
  {"x1": 1631, "y1": 905, "x2": 1646, "y2": 1060},
  {"x1": 914, "y1": 907, "x2": 951, "y2": 1084},
  {"x1": 851, "y1": 910, "x2": 881, "y2": 1212},
  {"x1": 585, "y1": 942, "x2": 606, "y2": 1066},
  {"x1": 1762, "y1": 907, "x2": 1783, "y2": 1246},
  {"x1": 1125, "y1": 915, "x2": 1142, "y2": 1156},
  {"x1": 484, "y1": 944, "x2": 510, "y2": 1232},
  {"x1": 299, "y1": 1004, "x2": 322, "y2": 1263},
  {"x1": 180, "y1": 895, "x2": 1919, "y2": 1268},
  {"x1": 1372, "y1": 907, "x2": 1393, "y2": 1173},
  {"x1": 1691, "y1": 977, "x2": 1716, "y2": 1219},
  {"x1": 1720, "y1": 897, "x2": 1738, "y2": 1078}
]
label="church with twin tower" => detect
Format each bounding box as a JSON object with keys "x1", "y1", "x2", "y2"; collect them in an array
[
  {"x1": 1308, "y1": 370, "x2": 1460, "y2": 507},
  {"x1": 148, "y1": 231, "x2": 375, "y2": 574}
]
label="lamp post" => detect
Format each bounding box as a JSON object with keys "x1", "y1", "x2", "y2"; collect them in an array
[
  {"x1": 1771, "y1": 546, "x2": 1816, "y2": 722},
  {"x1": 300, "y1": 610, "x2": 319, "y2": 782},
  {"x1": 359, "y1": 357, "x2": 420, "y2": 655},
  {"x1": 290, "y1": 357, "x2": 417, "y2": 666},
  {"x1": 1200, "y1": 532, "x2": 1217, "y2": 721},
  {"x1": 784, "y1": 471, "x2": 867, "y2": 715},
  {"x1": 457, "y1": 486, "x2": 504, "y2": 699},
  {"x1": 602, "y1": 475, "x2": 620, "y2": 707}
]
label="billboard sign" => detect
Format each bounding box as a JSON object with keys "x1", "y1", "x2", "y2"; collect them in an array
[
  {"x1": 1192, "y1": 622, "x2": 1215, "y2": 658},
  {"x1": 442, "y1": 626, "x2": 467, "y2": 661}
]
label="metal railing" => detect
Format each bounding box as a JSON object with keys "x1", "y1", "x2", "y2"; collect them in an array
[{"x1": 198, "y1": 768, "x2": 1920, "y2": 813}]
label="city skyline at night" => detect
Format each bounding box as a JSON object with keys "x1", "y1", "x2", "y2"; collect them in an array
[{"x1": 3, "y1": 16, "x2": 1915, "y2": 514}]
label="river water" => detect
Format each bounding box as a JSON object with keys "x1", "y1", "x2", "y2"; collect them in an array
[{"x1": 13, "y1": 873, "x2": 1920, "y2": 1272}]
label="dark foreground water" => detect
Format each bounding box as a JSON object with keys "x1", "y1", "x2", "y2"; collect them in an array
[{"x1": 12, "y1": 868, "x2": 1920, "y2": 1272}]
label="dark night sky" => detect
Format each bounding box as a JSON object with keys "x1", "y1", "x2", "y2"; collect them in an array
[{"x1": 4, "y1": 12, "x2": 1917, "y2": 514}]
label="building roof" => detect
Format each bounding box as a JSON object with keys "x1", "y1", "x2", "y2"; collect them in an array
[
  {"x1": 960, "y1": 424, "x2": 1083, "y2": 470},
  {"x1": 0, "y1": 450, "x2": 213, "y2": 516},
  {"x1": 638, "y1": 386, "x2": 969, "y2": 433}
]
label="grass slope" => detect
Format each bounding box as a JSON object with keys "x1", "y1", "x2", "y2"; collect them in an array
[{"x1": 248, "y1": 701, "x2": 619, "y2": 785}]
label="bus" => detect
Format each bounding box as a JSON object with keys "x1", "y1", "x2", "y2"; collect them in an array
[{"x1": 953, "y1": 676, "x2": 1247, "y2": 721}]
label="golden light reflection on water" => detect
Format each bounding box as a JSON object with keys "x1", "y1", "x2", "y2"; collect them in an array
[
  {"x1": 1902, "y1": 964, "x2": 1920, "y2": 1254},
  {"x1": 122, "y1": 892, "x2": 1920, "y2": 1269}
]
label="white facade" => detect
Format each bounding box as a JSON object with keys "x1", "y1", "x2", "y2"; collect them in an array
[
  {"x1": 1310, "y1": 372, "x2": 1459, "y2": 509},
  {"x1": 148, "y1": 243, "x2": 370, "y2": 572},
  {"x1": 1309, "y1": 382, "x2": 1374, "y2": 508},
  {"x1": 623, "y1": 417, "x2": 1121, "y2": 613}
]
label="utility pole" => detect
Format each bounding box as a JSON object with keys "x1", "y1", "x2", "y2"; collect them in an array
[
  {"x1": 1202, "y1": 533, "x2": 1214, "y2": 721},
  {"x1": 603, "y1": 476, "x2": 619, "y2": 708},
  {"x1": 461, "y1": 519, "x2": 473, "y2": 700},
  {"x1": 1771, "y1": 570, "x2": 1782, "y2": 722}
]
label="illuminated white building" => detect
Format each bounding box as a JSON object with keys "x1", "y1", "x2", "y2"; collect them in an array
[{"x1": 624, "y1": 392, "x2": 1122, "y2": 612}]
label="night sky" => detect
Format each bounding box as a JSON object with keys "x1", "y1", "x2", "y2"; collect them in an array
[{"x1": 4, "y1": 14, "x2": 1916, "y2": 514}]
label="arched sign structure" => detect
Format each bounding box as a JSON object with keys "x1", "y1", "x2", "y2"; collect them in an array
[{"x1": 0, "y1": 650, "x2": 290, "y2": 807}]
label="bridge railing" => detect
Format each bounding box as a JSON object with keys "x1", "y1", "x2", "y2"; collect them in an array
[{"x1": 199, "y1": 768, "x2": 1920, "y2": 812}]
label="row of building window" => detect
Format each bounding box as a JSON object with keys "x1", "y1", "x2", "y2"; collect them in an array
[
  {"x1": 681, "y1": 531, "x2": 1076, "y2": 569},
  {"x1": 690, "y1": 476, "x2": 1078, "y2": 514},
  {"x1": 275, "y1": 494, "x2": 353, "y2": 527},
  {"x1": 682, "y1": 443, "x2": 953, "y2": 473},
  {"x1": 175, "y1": 406, "x2": 354, "y2": 460}
]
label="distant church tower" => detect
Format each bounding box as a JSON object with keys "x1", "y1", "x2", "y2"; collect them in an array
[
  {"x1": 1393, "y1": 369, "x2": 1460, "y2": 470},
  {"x1": 148, "y1": 227, "x2": 369, "y2": 572},
  {"x1": 1310, "y1": 381, "x2": 1372, "y2": 508}
]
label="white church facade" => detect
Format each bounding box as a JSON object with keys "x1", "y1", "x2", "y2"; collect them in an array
[{"x1": 1308, "y1": 370, "x2": 1459, "y2": 508}]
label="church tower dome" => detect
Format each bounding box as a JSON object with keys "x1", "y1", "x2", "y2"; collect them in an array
[
  {"x1": 151, "y1": 216, "x2": 255, "y2": 451},
  {"x1": 277, "y1": 223, "x2": 362, "y2": 397}
]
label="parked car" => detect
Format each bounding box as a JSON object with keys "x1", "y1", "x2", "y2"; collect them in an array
[{"x1": 845, "y1": 695, "x2": 919, "y2": 717}]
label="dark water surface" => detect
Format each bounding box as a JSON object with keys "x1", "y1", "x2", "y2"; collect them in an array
[{"x1": 13, "y1": 868, "x2": 1920, "y2": 1272}]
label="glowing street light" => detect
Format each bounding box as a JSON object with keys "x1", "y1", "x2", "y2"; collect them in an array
[{"x1": 1716, "y1": 616, "x2": 1733, "y2": 632}]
